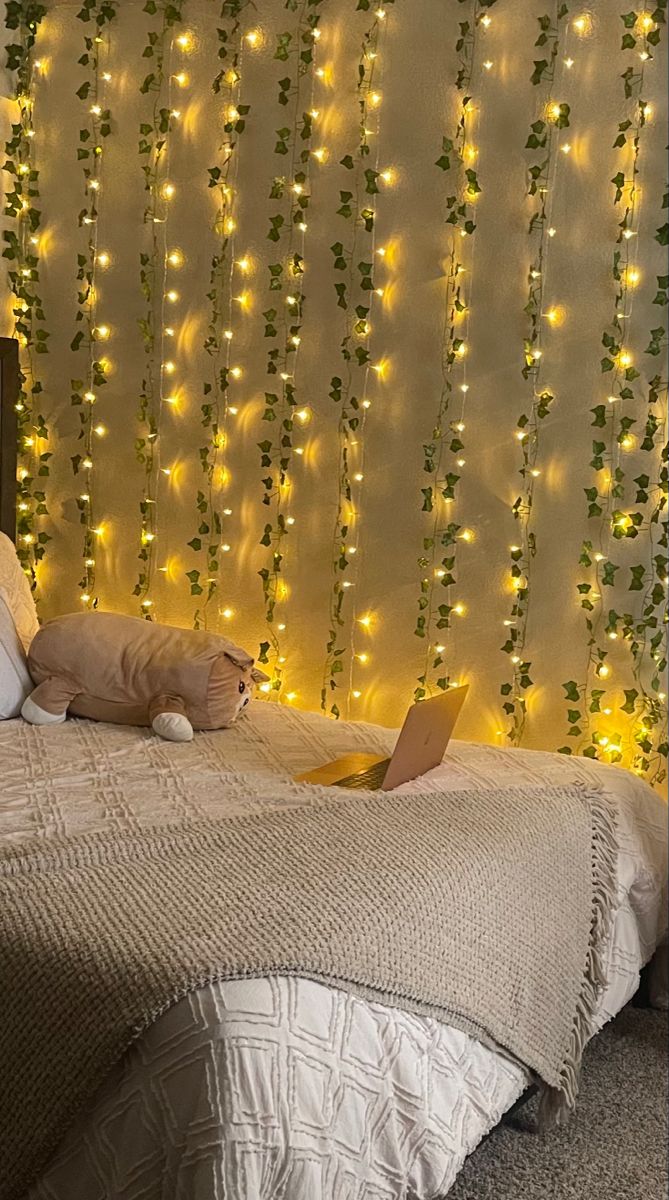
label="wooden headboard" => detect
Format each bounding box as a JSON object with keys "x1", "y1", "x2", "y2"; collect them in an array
[{"x1": 0, "y1": 337, "x2": 19, "y2": 542}]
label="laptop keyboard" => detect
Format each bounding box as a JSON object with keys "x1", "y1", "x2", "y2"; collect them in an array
[{"x1": 334, "y1": 759, "x2": 391, "y2": 790}]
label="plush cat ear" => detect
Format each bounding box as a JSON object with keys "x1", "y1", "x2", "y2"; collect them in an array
[{"x1": 251, "y1": 666, "x2": 270, "y2": 684}]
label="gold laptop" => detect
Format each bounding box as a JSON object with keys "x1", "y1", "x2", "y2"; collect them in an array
[{"x1": 295, "y1": 685, "x2": 468, "y2": 791}]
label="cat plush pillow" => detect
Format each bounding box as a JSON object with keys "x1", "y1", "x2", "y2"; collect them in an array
[{"x1": 22, "y1": 610, "x2": 268, "y2": 742}]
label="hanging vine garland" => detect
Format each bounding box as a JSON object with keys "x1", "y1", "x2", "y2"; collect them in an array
[
  {"x1": 413, "y1": 0, "x2": 495, "y2": 705},
  {"x1": 499, "y1": 2, "x2": 569, "y2": 744},
  {"x1": 560, "y1": 5, "x2": 666, "y2": 776},
  {"x1": 319, "y1": 8, "x2": 389, "y2": 718},
  {"x1": 626, "y1": 279, "x2": 667, "y2": 780},
  {"x1": 188, "y1": 1, "x2": 252, "y2": 627},
  {"x1": 606, "y1": 184, "x2": 668, "y2": 783},
  {"x1": 134, "y1": 0, "x2": 185, "y2": 618},
  {"x1": 70, "y1": 0, "x2": 118, "y2": 610},
  {"x1": 338, "y1": 2, "x2": 404, "y2": 716},
  {"x1": 256, "y1": 0, "x2": 326, "y2": 697},
  {"x1": 2, "y1": 0, "x2": 50, "y2": 587}
]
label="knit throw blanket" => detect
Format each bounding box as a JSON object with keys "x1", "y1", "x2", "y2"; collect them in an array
[{"x1": 0, "y1": 784, "x2": 617, "y2": 1200}]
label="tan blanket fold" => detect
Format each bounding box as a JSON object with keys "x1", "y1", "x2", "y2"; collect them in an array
[{"x1": 0, "y1": 784, "x2": 617, "y2": 1200}]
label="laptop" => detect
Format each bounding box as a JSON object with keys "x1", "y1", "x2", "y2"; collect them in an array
[{"x1": 295, "y1": 685, "x2": 468, "y2": 791}]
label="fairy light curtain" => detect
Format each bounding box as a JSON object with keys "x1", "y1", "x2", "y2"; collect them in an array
[{"x1": 0, "y1": 0, "x2": 666, "y2": 781}]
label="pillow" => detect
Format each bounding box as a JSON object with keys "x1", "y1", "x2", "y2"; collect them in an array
[
  {"x1": 0, "y1": 593, "x2": 33, "y2": 718},
  {"x1": 0, "y1": 531, "x2": 39, "y2": 653}
]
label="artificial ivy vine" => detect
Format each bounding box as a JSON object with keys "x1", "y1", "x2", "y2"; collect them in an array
[
  {"x1": 70, "y1": 0, "x2": 118, "y2": 610},
  {"x1": 320, "y1": 5, "x2": 391, "y2": 718},
  {"x1": 257, "y1": 0, "x2": 326, "y2": 694},
  {"x1": 2, "y1": 0, "x2": 50, "y2": 587},
  {"x1": 188, "y1": 1, "x2": 251, "y2": 624},
  {"x1": 134, "y1": 0, "x2": 184, "y2": 617},
  {"x1": 628, "y1": 271, "x2": 668, "y2": 781},
  {"x1": 560, "y1": 3, "x2": 667, "y2": 780},
  {"x1": 413, "y1": 0, "x2": 495, "y2": 702},
  {"x1": 499, "y1": 1, "x2": 569, "y2": 743}
]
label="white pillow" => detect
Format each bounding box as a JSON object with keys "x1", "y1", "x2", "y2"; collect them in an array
[
  {"x1": 0, "y1": 531, "x2": 39, "y2": 653},
  {"x1": 0, "y1": 593, "x2": 33, "y2": 718}
]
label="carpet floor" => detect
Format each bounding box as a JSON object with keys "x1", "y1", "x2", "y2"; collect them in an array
[{"x1": 444, "y1": 1004, "x2": 668, "y2": 1200}]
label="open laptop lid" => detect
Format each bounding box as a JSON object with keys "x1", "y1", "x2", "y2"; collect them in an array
[{"x1": 381, "y1": 685, "x2": 469, "y2": 791}]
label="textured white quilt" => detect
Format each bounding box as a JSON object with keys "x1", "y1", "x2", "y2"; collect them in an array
[{"x1": 0, "y1": 702, "x2": 665, "y2": 1200}]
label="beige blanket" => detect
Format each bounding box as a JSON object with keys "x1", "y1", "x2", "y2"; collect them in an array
[{"x1": 0, "y1": 783, "x2": 616, "y2": 1200}]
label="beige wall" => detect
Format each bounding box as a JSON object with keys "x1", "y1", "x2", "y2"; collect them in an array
[{"x1": 1, "y1": 0, "x2": 667, "y2": 763}]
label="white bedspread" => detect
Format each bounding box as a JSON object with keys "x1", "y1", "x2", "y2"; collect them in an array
[{"x1": 0, "y1": 702, "x2": 665, "y2": 1200}]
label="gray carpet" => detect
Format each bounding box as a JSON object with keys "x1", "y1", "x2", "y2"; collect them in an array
[{"x1": 444, "y1": 1005, "x2": 668, "y2": 1200}]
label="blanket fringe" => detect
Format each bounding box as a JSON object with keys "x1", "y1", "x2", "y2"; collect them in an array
[{"x1": 538, "y1": 789, "x2": 618, "y2": 1128}]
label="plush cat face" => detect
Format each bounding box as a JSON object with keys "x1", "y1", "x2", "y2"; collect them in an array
[
  {"x1": 228, "y1": 664, "x2": 268, "y2": 722},
  {"x1": 235, "y1": 673, "x2": 254, "y2": 718}
]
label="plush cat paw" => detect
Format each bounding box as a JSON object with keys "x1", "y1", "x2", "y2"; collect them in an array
[
  {"x1": 152, "y1": 712, "x2": 193, "y2": 742},
  {"x1": 21, "y1": 695, "x2": 67, "y2": 726}
]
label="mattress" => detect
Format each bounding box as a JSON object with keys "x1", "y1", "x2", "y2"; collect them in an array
[{"x1": 0, "y1": 702, "x2": 665, "y2": 1200}]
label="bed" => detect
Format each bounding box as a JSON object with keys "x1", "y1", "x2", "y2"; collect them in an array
[
  {"x1": 0, "y1": 340, "x2": 667, "y2": 1200},
  {"x1": 0, "y1": 699, "x2": 664, "y2": 1200}
]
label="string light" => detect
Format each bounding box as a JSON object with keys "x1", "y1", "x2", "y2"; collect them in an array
[
  {"x1": 412, "y1": 4, "x2": 489, "y2": 703},
  {"x1": 254, "y1": 6, "x2": 330, "y2": 692},
  {"x1": 573, "y1": 13, "x2": 593, "y2": 37},
  {"x1": 6, "y1": 6, "x2": 54, "y2": 588},
  {"x1": 322, "y1": 9, "x2": 394, "y2": 716},
  {"x1": 566, "y1": 12, "x2": 668, "y2": 775},
  {"x1": 70, "y1": 9, "x2": 119, "y2": 608},
  {"x1": 133, "y1": 13, "x2": 190, "y2": 617},
  {"x1": 501, "y1": 6, "x2": 571, "y2": 744}
]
